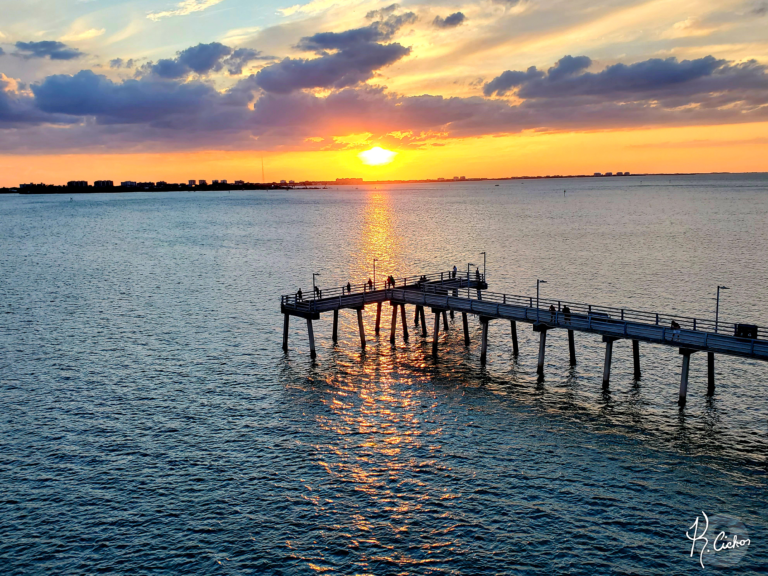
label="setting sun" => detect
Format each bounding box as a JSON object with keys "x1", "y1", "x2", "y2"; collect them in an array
[{"x1": 358, "y1": 147, "x2": 397, "y2": 166}]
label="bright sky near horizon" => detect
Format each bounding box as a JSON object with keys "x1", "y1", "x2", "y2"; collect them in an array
[{"x1": 0, "y1": 0, "x2": 767, "y2": 185}]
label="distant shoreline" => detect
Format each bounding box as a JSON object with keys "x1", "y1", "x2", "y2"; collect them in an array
[{"x1": 2, "y1": 171, "x2": 761, "y2": 194}]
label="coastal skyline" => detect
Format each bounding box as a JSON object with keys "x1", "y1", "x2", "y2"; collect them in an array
[{"x1": 1, "y1": 0, "x2": 768, "y2": 186}]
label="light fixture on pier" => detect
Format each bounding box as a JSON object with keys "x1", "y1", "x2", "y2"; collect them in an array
[
  {"x1": 715, "y1": 285, "x2": 729, "y2": 333},
  {"x1": 537, "y1": 279, "x2": 547, "y2": 310}
]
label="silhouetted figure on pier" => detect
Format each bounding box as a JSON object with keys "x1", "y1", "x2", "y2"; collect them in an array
[
  {"x1": 452, "y1": 265, "x2": 457, "y2": 279},
  {"x1": 671, "y1": 320, "x2": 681, "y2": 341},
  {"x1": 475, "y1": 268, "x2": 481, "y2": 282},
  {"x1": 562, "y1": 305, "x2": 571, "y2": 324},
  {"x1": 314, "y1": 285, "x2": 321, "y2": 298},
  {"x1": 549, "y1": 304, "x2": 556, "y2": 323},
  {"x1": 346, "y1": 282, "x2": 351, "y2": 294},
  {"x1": 296, "y1": 288, "x2": 303, "y2": 301},
  {"x1": 368, "y1": 278, "x2": 373, "y2": 290}
]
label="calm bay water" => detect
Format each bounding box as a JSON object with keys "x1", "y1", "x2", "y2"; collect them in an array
[{"x1": 1, "y1": 174, "x2": 767, "y2": 574}]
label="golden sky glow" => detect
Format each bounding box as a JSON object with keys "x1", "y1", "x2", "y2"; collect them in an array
[{"x1": 0, "y1": 0, "x2": 767, "y2": 185}]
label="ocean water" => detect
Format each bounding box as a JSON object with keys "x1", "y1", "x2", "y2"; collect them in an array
[{"x1": 1, "y1": 174, "x2": 767, "y2": 574}]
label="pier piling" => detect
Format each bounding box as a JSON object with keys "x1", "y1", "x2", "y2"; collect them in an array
[
  {"x1": 414, "y1": 306, "x2": 420, "y2": 326},
  {"x1": 510, "y1": 321, "x2": 519, "y2": 355},
  {"x1": 568, "y1": 329, "x2": 576, "y2": 366},
  {"x1": 332, "y1": 310, "x2": 339, "y2": 344},
  {"x1": 282, "y1": 314, "x2": 289, "y2": 352},
  {"x1": 432, "y1": 312, "x2": 440, "y2": 357},
  {"x1": 632, "y1": 340, "x2": 641, "y2": 379},
  {"x1": 307, "y1": 318, "x2": 316, "y2": 359},
  {"x1": 679, "y1": 349, "x2": 693, "y2": 407},
  {"x1": 707, "y1": 352, "x2": 715, "y2": 396},
  {"x1": 536, "y1": 327, "x2": 547, "y2": 375},
  {"x1": 420, "y1": 306, "x2": 427, "y2": 337},
  {"x1": 602, "y1": 337, "x2": 617, "y2": 389},
  {"x1": 480, "y1": 318, "x2": 490, "y2": 364},
  {"x1": 462, "y1": 312, "x2": 470, "y2": 345},
  {"x1": 375, "y1": 302, "x2": 382, "y2": 335},
  {"x1": 390, "y1": 305, "x2": 398, "y2": 344},
  {"x1": 357, "y1": 308, "x2": 366, "y2": 349},
  {"x1": 442, "y1": 311, "x2": 449, "y2": 330},
  {"x1": 400, "y1": 304, "x2": 409, "y2": 342}
]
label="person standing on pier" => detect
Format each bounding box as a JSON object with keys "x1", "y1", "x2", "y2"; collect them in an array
[
  {"x1": 549, "y1": 304, "x2": 556, "y2": 323},
  {"x1": 563, "y1": 305, "x2": 571, "y2": 324},
  {"x1": 368, "y1": 278, "x2": 373, "y2": 290},
  {"x1": 297, "y1": 288, "x2": 303, "y2": 301},
  {"x1": 671, "y1": 320, "x2": 681, "y2": 341},
  {"x1": 346, "y1": 282, "x2": 351, "y2": 294},
  {"x1": 453, "y1": 265, "x2": 457, "y2": 279}
]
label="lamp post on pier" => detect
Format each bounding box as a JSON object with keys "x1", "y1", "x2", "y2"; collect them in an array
[
  {"x1": 715, "y1": 285, "x2": 729, "y2": 333},
  {"x1": 537, "y1": 279, "x2": 547, "y2": 310},
  {"x1": 480, "y1": 251, "x2": 486, "y2": 282},
  {"x1": 467, "y1": 262, "x2": 475, "y2": 297}
]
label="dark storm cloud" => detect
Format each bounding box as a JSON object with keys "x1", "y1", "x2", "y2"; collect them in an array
[
  {"x1": 145, "y1": 42, "x2": 270, "y2": 78},
  {"x1": 14, "y1": 41, "x2": 83, "y2": 60},
  {"x1": 433, "y1": 12, "x2": 466, "y2": 28}
]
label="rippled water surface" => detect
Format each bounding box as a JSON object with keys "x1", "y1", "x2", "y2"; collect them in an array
[{"x1": 2, "y1": 174, "x2": 768, "y2": 574}]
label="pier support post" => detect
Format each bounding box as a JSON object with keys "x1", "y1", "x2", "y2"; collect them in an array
[
  {"x1": 282, "y1": 314, "x2": 289, "y2": 352},
  {"x1": 357, "y1": 308, "x2": 366, "y2": 349},
  {"x1": 537, "y1": 328, "x2": 547, "y2": 375},
  {"x1": 332, "y1": 310, "x2": 339, "y2": 344},
  {"x1": 442, "y1": 310, "x2": 449, "y2": 330},
  {"x1": 707, "y1": 352, "x2": 715, "y2": 396},
  {"x1": 480, "y1": 318, "x2": 490, "y2": 364},
  {"x1": 632, "y1": 340, "x2": 641, "y2": 379},
  {"x1": 432, "y1": 312, "x2": 440, "y2": 357},
  {"x1": 400, "y1": 304, "x2": 409, "y2": 342},
  {"x1": 602, "y1": 337, "x2": 617, "y2": 389},
  {"x1": 390, "y1": 305, "x2": 398, "y2": 344},
  {"x1": 679, "y1": 349, "x2": 693, "y2": 407},
  {"x1": 375, "y1": 302, "x2": 382, "y2": 335},
  {"x1": 462, "y1": 312, "x2": 470, "y2": 345},
  {"x1": 307, "y1": 318, "x2": 316, "y2": 359},
  {"x1": 568, "y1": 329, "x2": 576, "y2": 366},
  {"x1": 420, "y1": 307, "x2": 427, "y2": 337},
  {"x1": 450, "y1": 309, "x2": 454, "y2": 320},
  {"x1": 510, "y1": 321, "x2": 519, "y2": 356},
  {"x1": 414, "y1": 306, "x2": 420, "y2": 327}
]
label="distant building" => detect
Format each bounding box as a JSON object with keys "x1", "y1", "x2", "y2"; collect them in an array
[
  {"x1": 67, "y1": 180, "x2": 88, "y2": 188},
  {"x1": 605, "y1": 172, "x2": 613, "y2": 176},
  {"x1": 156, "y1": 181, "x2": 167, "y2": 187},
  {"x1": 335, "y1": 178, "x2": 363, "y2": 184},
  {"x1": 460, "y1": 176, "x2": 466, "y2": 180},
  {"x1": 289, "y1": 180, "x2": 295, "y2": 184},
  {"x1": 624, "y1": 172, "x2": 631, "y2": 176},
  {"x1": 213, "y1": 180, "x2": 219, "y2": 184},
  {"x1": 198, "y1": 180, "x2": 207, "y2": 185},
  {"x1": 594, "y1": 172, "x2": 602, "y2": 176},
  {"x1": 453, "y1": 176, "x2": 459, "y2": 180},
  {"x1": 188, "y1": 180, "x2": 196, "y2": 186},
  {"x1": 234, "y1": 180, "x2": 244, "y2": 185},
  {"x1": 121, "y1": 181, "x2": 137, "y2": 187},
  {"x1": 437, "y1": 178, "x2": 445, "y2": 181},
  {"x1": 94, "y1": 180, "x2": 113, "y2": 188},
  {"x1": 137, "y1": 182, "x2": 155, "y2": 189},
  {"x1": 221, "y1": 179, "x2": 227, "y2": 184},
  {"x1": 280, "y1": 180, "x2": 287, "y2": 184}
]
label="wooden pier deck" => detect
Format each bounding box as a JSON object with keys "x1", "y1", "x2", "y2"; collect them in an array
[{"x1": 280, "y1": 270, "x2": 768, "y2": 407}]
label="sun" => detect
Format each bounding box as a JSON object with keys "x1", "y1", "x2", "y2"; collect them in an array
[{"x1": 358, "y1": 146, "x2": 397, "y2": 166}]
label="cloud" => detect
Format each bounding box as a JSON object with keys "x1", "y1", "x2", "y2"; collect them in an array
[
  {"x1": 61, "y1": 28, "x2": 106, "y2": 42},
  {"x1": 145, "y1": 42, "x2": 270, "y2": 78},
  {"x1": 433, "y1": 13, "x2": 466, "y2": 29},
  {"x1": 14, "y1": 41, "x2": 83, "y2": 60},
  {"x1": 366, "y1": 3, "x2": 399, "y2": 20},
  {"x1": 3, "y1": 53, "x2": 768, "y2": 153},
  {"x1": 751, "y1": 2, "x2": 767, "y2": 16},
  {"x1": 109, "y1": 57, "x2": 135, "y2": 69},
  {"x1": 256, "y1": 16, "x2": 415, "y2": 93},
  {"x1": 0, "y1": 48, "x2": 5, "y2": 57},
  {"x1": 147, "y1": 0, "x2": 225, "y2": 21}
]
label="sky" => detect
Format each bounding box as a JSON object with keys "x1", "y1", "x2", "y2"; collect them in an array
[{"x1": 0, "y1": 0, "x2": 767, "y2": 184}]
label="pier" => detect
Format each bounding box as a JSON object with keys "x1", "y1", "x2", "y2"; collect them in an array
[{"x1": 280, "y1": 269, "x2": 768, "y2": 407}]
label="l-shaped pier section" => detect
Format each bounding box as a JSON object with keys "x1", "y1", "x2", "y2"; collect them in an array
[{"x1": 280, "y1": 270, "x2": 768, "y2": 407}]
